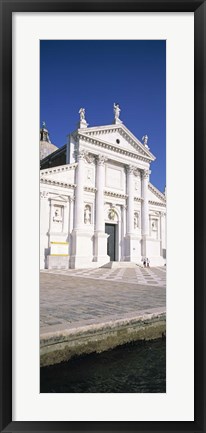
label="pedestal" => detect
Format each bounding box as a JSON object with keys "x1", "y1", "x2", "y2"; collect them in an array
[
  {"x1": 70, "y1": 229, "x2": 93, "y2": 268},
  {"x1": 143, "y1": 238, "x2": 166, "y2": 266},
  {"x1": 47, "y1": 255, "x2": 69, "y2": 270},
  {"x1": 124, "y1": 234, "x2": 141, "y2": 263},
  {"x1": 93, "y1": 231, "x2": 110, "y2": 266}
]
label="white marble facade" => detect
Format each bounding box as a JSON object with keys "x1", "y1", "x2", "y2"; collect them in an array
[{"x1": 40, "y1": 107, "x2": 166, "y2": 269}]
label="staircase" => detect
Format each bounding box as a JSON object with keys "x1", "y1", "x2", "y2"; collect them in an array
[{"x1": 101, "y1": 261, "x2": 141, "y2": 269}]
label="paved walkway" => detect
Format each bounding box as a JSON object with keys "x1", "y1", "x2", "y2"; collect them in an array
[
  {"x1": 43, "y1": 266, "x2": 166, "y2": 287},
  {"x1": 40, "y1": 267, "x2": 166, "y2": 334}
]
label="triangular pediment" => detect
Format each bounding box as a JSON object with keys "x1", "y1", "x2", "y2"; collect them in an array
[
  {"x1": 148, "y1": 183, "x2": 166, "y2": 204},
  {"x1": 49, "y1": 194, "x2": 69, "y2": 202},
  {"x1": 79, "y1": 124, "x2": 155, "y2": 161},
  {"x1": 40, "y1": 163, "x2": 76, "y2": 184}
]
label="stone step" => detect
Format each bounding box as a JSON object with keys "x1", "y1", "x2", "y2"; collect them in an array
[{"x1": 101, "y1": 261, "x2": 140, "y2": 269}]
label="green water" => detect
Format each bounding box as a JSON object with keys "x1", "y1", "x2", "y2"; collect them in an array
[{"x1": 40, "y1": 338, "x2": 166, "y2": 393}]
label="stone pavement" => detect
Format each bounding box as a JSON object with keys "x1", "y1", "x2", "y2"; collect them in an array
[
  {"x1": 42, "y1": 265, "x2": 166, "y2": 287},
  {"x1": 40, "y1": 267, "x2": 166, "y2": 334}
]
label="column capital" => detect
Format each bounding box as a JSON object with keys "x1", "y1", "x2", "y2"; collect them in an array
[
  {"x1": 142, "y1": 169, "x2": 151, "y2": 179},
  {"x1": 126, "y1": 164, "x2": 135, "y2": 174},
  {"x1": 159, "y1": 211, "x2": 166, "y2": 217},
  {"x1": 77, "y1": 149, "x2": 88, "y2": 161},
  {"x1": 134, "y1": 169, "x2": 141, "y2": 177},
  {"x1": 78, "y1": 149, "x2": 95, "y2": 163},
  {"x1": 40, "y1": 191, "x2": 49, "y2": 199},
  {"x1": 96, "y1": 154, "x2": 108, "y2": 166}
]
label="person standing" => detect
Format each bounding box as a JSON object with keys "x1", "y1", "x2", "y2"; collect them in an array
[{"x1": 146, "y1": 258, "x2": 150, "y2": 267}]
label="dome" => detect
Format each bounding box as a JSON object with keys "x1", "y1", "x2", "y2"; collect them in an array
[{"x1": 40, "y1": 121, "x2": 58, "y2": 160}]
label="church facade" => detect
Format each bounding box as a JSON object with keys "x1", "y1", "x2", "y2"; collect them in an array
[{"x1": 40, "y1": 105, "x2": 166, "y2": 270}]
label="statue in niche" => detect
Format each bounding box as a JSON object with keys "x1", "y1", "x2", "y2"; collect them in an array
[
  {"x1": 53, "y1": 206, "x2": 63, "y2": 223},
  {"x1": 84, "y1": 204, "x2": 91, "y2": 224},
  {"x1": 134, "y1": 212, "x2": 139, "y2": 229}
]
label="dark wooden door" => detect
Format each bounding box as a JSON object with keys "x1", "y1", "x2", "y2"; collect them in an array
[{"x1": 105, "y1": 223, "x2": 116, "y2": 261}]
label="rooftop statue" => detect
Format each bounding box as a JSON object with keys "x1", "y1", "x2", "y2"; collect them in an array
[
  {"x1": 113, "y1": 103, "x2": 121, "y2": 119},
  {"x1": 79, "y1": 107, "x2": 86, "y2": 121},
  {"x1": 142, "y1": 135, "x2": 149, "y2": 149}
]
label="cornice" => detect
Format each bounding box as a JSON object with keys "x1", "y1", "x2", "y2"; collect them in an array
[
  {"x1": 41, "y1": 163, "x2": 77, "y2": 176},
  {"x1": 149, "y1": 200, "x2": 166, "y2": 207},
  {"x1": 78, "y1": 132, "x2": 153, "y2": 163},
  {"x1": 134, "y1": 197, "x2": 142, "y2": 202},
  {"x1": 84, "y1": 186, "x2": 97, "y2": 193},
  {"x1": 149, "y1": 182, "x2": 166, "y2": 202},
  {"x1": 104, "y1": 190, "x2": 128, "y2": 199},
  {"x1": 40, "y1": 177, "x2": 76, "y2": 189}
]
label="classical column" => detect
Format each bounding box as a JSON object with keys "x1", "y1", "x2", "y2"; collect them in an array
[
  {"x1": 141, "y1": 169, "x2": 150, "y2": 237},
  {"x1": 126, "y1": 165, "x2": 135, "y2": 235},
  {"x1": 95, "y1": 155, "x2": 107, "y2": 232},
  {"x1": 93, "y1": 154, "x2": 109, "y2": 264},
  {"x1": 124, "y1": 165, "x2": 142, "y2": 262},
  {"x1": 121, "y1": 204, "x2": 127, "y2": 261},
  {"x1": 122, "y1": 204, "x2": 127, "y2": 237},
  {"x1": 69, "y1": 197, "x2": 74, "y2": 233},
  {"x1": 74, "y1": 149, "x2": 86, "y2": 230},
  {"x1": 159, "y1": 211, "x2": 163, "y2": 256},
  {"x1": 40, "y1": 191, "x2": 49, "y2": 269}
]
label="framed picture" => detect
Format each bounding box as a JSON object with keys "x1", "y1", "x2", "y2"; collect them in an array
[{"x1": 0, "y1": 0, "x2": 205, "y2": 432}]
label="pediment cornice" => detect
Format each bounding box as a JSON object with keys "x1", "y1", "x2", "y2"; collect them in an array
[
  {"x1": 78, "y1": 123, "x2": 155, "y2": 161},
  {"x1": 78, "y1": 132, "x2": 153, "y2": 164}
]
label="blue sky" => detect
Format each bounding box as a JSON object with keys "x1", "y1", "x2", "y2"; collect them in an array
[{"x1": 40, "y1": 40, "x2": 166, "y2": 192}]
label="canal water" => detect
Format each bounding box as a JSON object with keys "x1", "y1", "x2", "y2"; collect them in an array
[{"x1": 40, "y1": 338, "x2": 166, "y2": 393}]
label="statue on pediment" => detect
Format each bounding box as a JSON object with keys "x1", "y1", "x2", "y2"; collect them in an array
[
  {"x1": 114, "y1": 103, "x2": 121, "y2": 119},
  {"x1": 142, "y1": 135, "x2": 149, "y2": 149}
]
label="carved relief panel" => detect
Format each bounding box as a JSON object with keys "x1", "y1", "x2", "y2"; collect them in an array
[
  {"x1": 105, "y1": 164, "x2": 125, "y2": 192},
  {"x1": 51, "y1": 204, "x2": 64, "y2": 233}
]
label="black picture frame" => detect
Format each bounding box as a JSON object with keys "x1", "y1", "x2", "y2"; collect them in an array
[{"x1": 0, "y1": 1, "x2": 205, "y2": 432}]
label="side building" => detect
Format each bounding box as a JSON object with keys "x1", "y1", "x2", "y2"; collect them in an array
[{"x1": 40, "y1": 105, "x2": 166, "y2": 269}]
